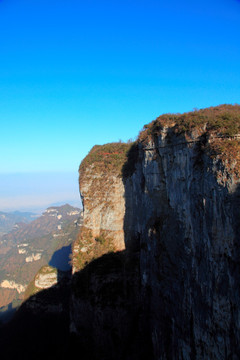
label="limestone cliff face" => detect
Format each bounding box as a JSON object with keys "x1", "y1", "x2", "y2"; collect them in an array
[
  {"x1": 72, "y1": 143, "x2": 131, "y2": 274},
  {"x1": 71, "y1": 143, "x2": 143, "y2": 360},
  {"x1": 71, "y1": 105, "x2": 240, "y2": 359},
  {"x1": 79, "y1": 166, "x2": 125, "y2": 249}
]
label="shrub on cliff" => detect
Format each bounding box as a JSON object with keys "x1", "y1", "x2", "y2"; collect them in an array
[
  {"x1": 79, "y1": 142, "x2": 134, "y2": 179},
  {"x1": 139, "y1": 104, "x2": 240, "y2": 140},
  {"x1": 138, "y1": 104, "x2": 240, "y2": 177}
]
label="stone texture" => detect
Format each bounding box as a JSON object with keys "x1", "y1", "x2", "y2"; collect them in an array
[
  {"x1": 80, "y1": 169, "x2": 126, "y2": 250},
  {"x1": 32, "y1": 266, "x2": 58, "y2": 291},
  {"x1": 124, "y1": 129, "x2": 240, "y2": 359},
  {"x1": 71, "y1": 125, "x2": 240, "y2": 359}
]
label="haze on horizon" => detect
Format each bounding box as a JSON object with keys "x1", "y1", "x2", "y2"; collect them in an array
[
  {"x1": 0, "y1": 172, "x2": 81, "y2": 213},
  {"x1": 0, "y1": 0, "x2": 239, "y2": 211}
]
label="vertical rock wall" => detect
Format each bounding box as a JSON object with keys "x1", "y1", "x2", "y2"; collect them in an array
[
  {"x1": 80, "y1": 168, "x2": 125, "y2": 250},
  {"x1": 124, "y1": 127, "x2": 240, "y2": 359},
  {"x1": 71, "y1": 107, "x2": 240, "y2": 359},
  {"x1": 72, "y1": 144, "x2": 130, "y2": 274},
  {"x1": 70, "y1": 143, "x2": 144, "y2": 360}
]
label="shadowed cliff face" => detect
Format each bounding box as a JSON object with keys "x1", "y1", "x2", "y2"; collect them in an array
[
  {"x1": 72, "y1": 106, "x2": 240, "y2": 359},
  {"x1": 123, "y1": 128, "x2": 240, "y2": 359}
]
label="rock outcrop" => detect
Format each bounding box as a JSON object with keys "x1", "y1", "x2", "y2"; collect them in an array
[
  {"x1": 72, "y1": 143, "x2": 132, "y2": 274},
  {"x1": 34, "y1": 266, "x2": 58, "y2": 290},
  {"x1": 25, "y1": 253, "x2": 42, "y2": 263},
  {"x1": 71, "y1": 105, "x2": 240, "y2": 359},
  {"x1": 0, "y1": 280, "x2": 27, "y2": 294}
]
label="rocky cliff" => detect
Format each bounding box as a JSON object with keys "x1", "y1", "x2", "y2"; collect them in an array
[
  {"x1": 1, "y1": 105, "x2": 240, "y2": 360},
  {"x1": 72, "y1": 143, "x2": 131, "y2": 274},
  {"x1": 71, "y1": 104, "x2": 240, "y2": 359}
]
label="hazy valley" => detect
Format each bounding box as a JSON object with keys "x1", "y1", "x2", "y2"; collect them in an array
[
  {"x1": 0, "y1": 204, "x2": 82, "y2": 322},
  {"x1": 0, "y1": 211, "x2": 37, "y2": 238}
]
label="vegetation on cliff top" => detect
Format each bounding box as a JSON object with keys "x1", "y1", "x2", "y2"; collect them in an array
[
  {"x1": 79, "y1": 105, "x2": 240, "y2": 180},
  {"x1": 138, "y1": 104, "x2": 240, "y2": 176},
  {"x1": 79, "y1": 142, "x2": 134, "y2": 179},
  {"x1": 139, "y1": 104, "x2": 240, "y2": 140}
]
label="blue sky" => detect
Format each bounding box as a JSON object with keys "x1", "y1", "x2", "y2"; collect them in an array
[{"x1": 0, "y1": 0, "x2": 240, "y2": 210}]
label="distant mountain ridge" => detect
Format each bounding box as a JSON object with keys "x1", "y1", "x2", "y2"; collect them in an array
[
  {"x1": 0, "y1": 204, "x2": 79, "y2": 246},
  {"x1": 0, "y1": 204, "x2": 82, "y2": 314},
  {"x1": 0, "y1": 210, "x2": 37, "y2": 237}
]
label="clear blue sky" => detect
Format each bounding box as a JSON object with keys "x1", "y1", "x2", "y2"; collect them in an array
[{"x1": 0, "y1": 0, "x2": 240, "y2": 210}]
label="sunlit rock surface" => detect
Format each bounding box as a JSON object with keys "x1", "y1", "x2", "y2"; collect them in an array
[
  {"x1": 34, "y1": 266, "x2": 58, "y2": 289},
  {"x1": 0, "y1": 280, "x2": 27, "y2": 294}
]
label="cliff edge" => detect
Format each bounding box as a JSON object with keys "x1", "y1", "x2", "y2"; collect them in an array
[
  {"x1": 72, "y1": 142, "x2": 132, "y2": 273},
  {"x1": 71, "y1": 104, "x2": 240, "y2": 359}
]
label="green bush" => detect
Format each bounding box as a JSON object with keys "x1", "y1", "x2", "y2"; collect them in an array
[{"x1": 95, "y1": 236, "x2": 106, "y2": 245}]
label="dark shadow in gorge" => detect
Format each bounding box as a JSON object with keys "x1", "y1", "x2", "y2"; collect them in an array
[
  {"x1": 0, "y1": 250, "x2": 145, "y2": 360},
  {"x1": 0, "y1": 269, "x2": 71, "y2": 360},
  {"x1": 49, "y1": 244, "x2": 72, "y2": 271},
  {"x1": 0, "y1": 302, "x2": 17, "y2": 326},
  {"x1": 70, "y1": 250, "x2": 151, "y2": 360}
]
